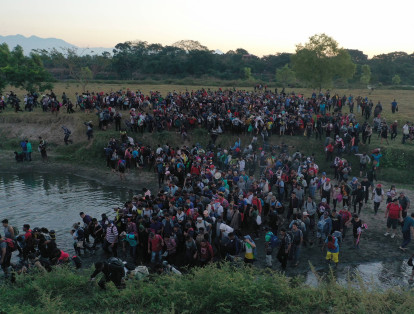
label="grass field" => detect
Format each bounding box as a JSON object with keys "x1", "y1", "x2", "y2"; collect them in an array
[
  {"x1": 2, "y1": 83, "x2": 414, "y2": 184},
  {"x1": 1, "y1": 263, "x2": 414, "y2": 313}
]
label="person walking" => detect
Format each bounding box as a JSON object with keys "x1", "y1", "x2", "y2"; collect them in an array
[
  {"x1": 103, "y1": 221, "x2": 119, "y2": 257},
  {"x1": 62, "y1": 126, "x2": 73, "y2": 145},
  {"x1": 25, "y1": 139, "x2": 32, "y2": 161},
  {"x1": 384, "y1": 198, "x2": 402, "y2": 239},
  {"x1": 400, "y1": 213, "x2": 414, "y2": 251},
  {"x1": 322, "y1": 234, "x2": 339, "y2": 267},
  {"x1": 277, "y1": 228, "x2": 291, "y2": 270},
  {"x1": 372, "y1": 184, "x2": 384, "y2": 215}
]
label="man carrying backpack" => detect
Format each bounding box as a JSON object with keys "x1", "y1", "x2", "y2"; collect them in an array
[
  {"x1": 225, "y1": 232, "x2": 241, "y2": 261},
  {"x1": 322, "y1": 235, "x2": 339, "y2": 267},
  {"x1": 290, "y1": 223, "x2": 303, "y2": 267},
  {"x1": 2, "y1": 219, "x2": 17, "y2": 240},
  {"x1": 264, "y1": 227, "x2": 279, "y2": 267},
  {"x1": 0, "y1": 234, "x2": 13, "y2": 277},
  {"x1": 277, "y1": 228, "x2": 291, "y2": 270},
  {"x1": 90, "y1": 257, "x2": 125, "y2": 289},
  {"x1": 62, "y1": 126, "x2": 73, "y2": 145},
  {"x1": 317, "y1": 211, "x2": 332, "y2": 245}
]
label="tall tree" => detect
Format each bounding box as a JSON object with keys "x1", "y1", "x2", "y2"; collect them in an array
[
  {"x1": 291, "y1": 33, "x2": 355, "y2": 90},
  {"x1": 360, "y1": 64, "x2": 371, "y2": 85},
  {"x1": 0, "y1": 43, "x2": 11, "y2": 92},
  {"x1": 276, "y1": 64, "x2": 296, "y2": 87}
]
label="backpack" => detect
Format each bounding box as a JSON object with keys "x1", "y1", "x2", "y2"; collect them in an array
[
  {"x1": 12, "y1": 226, "x2": 19, "y2": 236},
  {"x1": 4, "y1": 238, "x2": 17, "y2": 252},
  {"x1": 317, "y1": 219, "x2": 326, "y2": 232},
  {"x1": 294, "y1": 220, "x2": 306, "y2": 233},
  {"x1": 107, "y1": 257, "x2": 124, "y2": 269},
  {"x1": 270, "y1": 234, "x2": 280, "y2": 248},
  {"x1": 327, "y1": 237, "x2": 336, "y2": 250}
]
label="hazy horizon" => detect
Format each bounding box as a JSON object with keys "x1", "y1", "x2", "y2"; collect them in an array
[{"x1": 1, "y1": 0, "x2": 413, "y2": 58}]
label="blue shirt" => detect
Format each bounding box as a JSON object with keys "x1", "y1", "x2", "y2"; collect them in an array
[
  {"x1": 124, "y1": 234, "x2": 138, "y2": 247},
  {"x1": 402, "y1": 216, "x2": 414, "y2": 233}
]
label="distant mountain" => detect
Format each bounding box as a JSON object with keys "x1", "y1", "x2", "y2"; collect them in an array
[{"x1": 0, "y1": 34, "x2": 113, "y2": 55}]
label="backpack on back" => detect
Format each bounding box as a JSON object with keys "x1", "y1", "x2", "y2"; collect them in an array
[
  {"x1": 12, "y1": 226, "x2": 19, "y2": 236},
  {"x1": 108, "y1": 257, "x2": 124, "y2": 269},
  {"x1": 270, "y1": 234, "x2": 280, "y2": 248},
  {"x1": 327, "y1": 236, "x2": 336, "y2": 250},
  {"x1": 317, "y1": 219, "x2": 326, "y2": 232}
]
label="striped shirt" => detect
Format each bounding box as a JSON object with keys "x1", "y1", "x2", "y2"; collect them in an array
[{"x1": 106, "y1": 225, "x2": 118, "y2": 243}]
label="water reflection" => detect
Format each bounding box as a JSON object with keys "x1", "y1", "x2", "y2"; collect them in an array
[{"x1": 0, "y1": 173, "x2": 136, "y2": 253}]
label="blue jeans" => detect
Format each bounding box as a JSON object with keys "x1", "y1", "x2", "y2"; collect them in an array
[
  {"x1": 401, "y1": 230, "x2": 411, "y2": 248},
  {"x1": 292, "y1": 244, "x2": 301, "y2": 264},
  {"x1": 309, "y1": 187, "x2": 316, "y2": 198},
  {"x1": 151, "y1": 251, "x2": 162, "y2": 264}
]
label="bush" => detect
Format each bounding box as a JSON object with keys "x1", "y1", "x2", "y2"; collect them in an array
[{"x1": 2, "y1": 264, "x2": 414, "y2": 313}]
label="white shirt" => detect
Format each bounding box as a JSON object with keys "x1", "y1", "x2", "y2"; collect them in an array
[{"x1": 372, "y1": 188, "x2": 384, "y2": 203}]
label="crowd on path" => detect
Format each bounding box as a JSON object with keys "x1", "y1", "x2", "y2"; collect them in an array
[
  {"x1": 3, "y1": 89, "x2": 414, "y2": 147},
  {"x1": 3, "y1": 88, "x2": 414, "y2": 288}
]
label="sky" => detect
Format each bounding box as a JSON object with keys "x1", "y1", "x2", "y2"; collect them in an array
[{"x1": 1, "y1": 0, "x2": 413, "y2": 58}]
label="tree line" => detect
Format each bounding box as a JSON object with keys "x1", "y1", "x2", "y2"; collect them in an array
[{"x1": 1, "y1": 34, "x2": 414, "y2": 93}]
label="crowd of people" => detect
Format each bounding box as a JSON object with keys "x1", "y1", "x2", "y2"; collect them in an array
[
  {"x1": 2, "y1": 88, "x2": 414, "y2": 146},
  {"x1": 2, "y1": 87, "x2": 414, "y2": 288}
]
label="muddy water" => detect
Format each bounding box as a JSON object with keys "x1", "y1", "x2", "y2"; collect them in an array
[
  {"x1": 0, "y1": 172, "x2": 412, "y2": 289},
  {"x1": 305, "y1": 260, "x2": 413, "y2": 289}
]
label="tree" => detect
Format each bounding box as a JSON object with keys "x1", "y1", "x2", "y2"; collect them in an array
[
  {"x1": 243, "y1": 67, "x2": 252, "y2": 80},
  {"x1": 291, "y1": 33, "x2": 356, "y2": 90},
  {"x1": 392, "y1": 74, "x2": 401, "y2": 85},
  {"x1": 79, "y1": 67, "x2": 93, "y2": 91},
  {"x1": 53, "y1": 48, "x2": 97, "y2": 89},
  {"x1": 0, "y1": 44, "x2": 53, "y2": 93},
  {"x1": 0, "y1": 43, "x2": 10, "y2": 92},
  {"x1": 360, "y1": 64, "x2": 371, "y2": 85},
  {"x1": 172, "y1": 40, "x2": 208, "y2": 51},
  {"x1": 276, "y1": 64, "x2": 296, "y2": 87}
]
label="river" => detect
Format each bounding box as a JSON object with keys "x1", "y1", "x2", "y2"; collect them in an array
[
  {"x1": 0, "y1": 172, "x2": 136, "y2": 251},
  {"x1": 0, "y1": 172, "x2": 412, "y2": 289}
]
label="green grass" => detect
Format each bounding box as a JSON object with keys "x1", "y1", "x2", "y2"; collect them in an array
[{"x1": 1, "y1": 263, "x2": 413, "y2": 313}]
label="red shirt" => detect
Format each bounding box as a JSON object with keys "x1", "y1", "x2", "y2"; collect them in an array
[
  {"x1": 252, "y1": 198, "x2": 262, "y2": 215},
  {"x1": 24, "y1": 230, "x2": 33, "y2": 241},
  {"x1": 387, "y1": 203, "x2": 402, "y2": 219},
  {"x1": 148, "y1": 234, "x2": 164, "y2": 252}
]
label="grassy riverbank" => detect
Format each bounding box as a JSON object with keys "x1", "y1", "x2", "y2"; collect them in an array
[{"x1": 1, "y1": 263, "x2": 413, "y2": 313}]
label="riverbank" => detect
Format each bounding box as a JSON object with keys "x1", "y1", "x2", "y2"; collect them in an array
[
  {"x1": 1, "y1": 263, "x2": 413, "y2": 313},
  {"x1": 2, "y1": 152, "x2": 414, "y2": 281}
]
